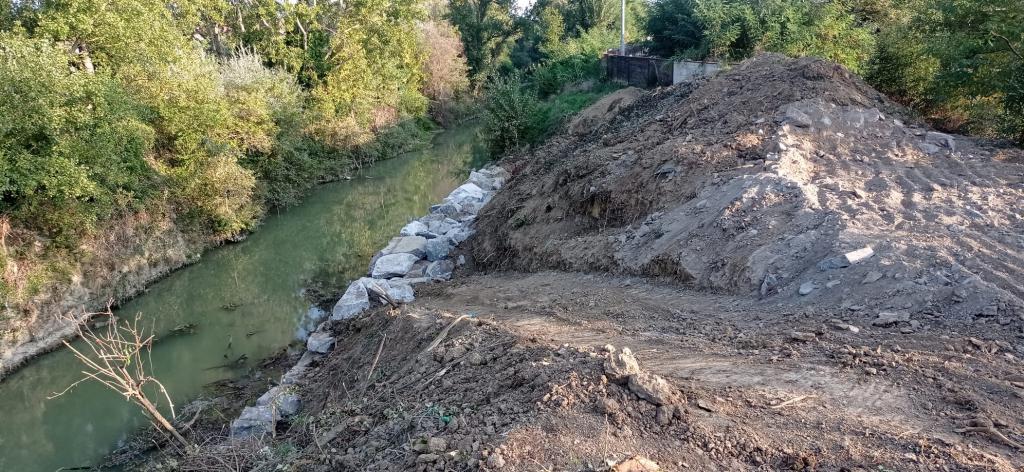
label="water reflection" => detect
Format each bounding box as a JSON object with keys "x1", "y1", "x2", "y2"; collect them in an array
[{"x1": 0, "y1": 124, "x2": 486, "y2": 472}]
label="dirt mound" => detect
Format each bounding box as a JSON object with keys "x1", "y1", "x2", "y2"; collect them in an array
[
  {"x1": 567, "y1": 86, "x2": 642, "y2": 135},
  {"x1": 472, "y1": 54, "x2": 1024, "y2": 328},
  {"x1": 151, "y1": 276, "x2": 1024, "y2": 470}
]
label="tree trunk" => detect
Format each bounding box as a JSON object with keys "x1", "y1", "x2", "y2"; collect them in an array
[{"x1": 136, "y1": 392, "x2": 190, "y2": 449}]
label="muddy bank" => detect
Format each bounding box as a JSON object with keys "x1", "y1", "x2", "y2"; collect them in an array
[{"x1": 0, "y1": 211, "x2": 204, "y2": 378}]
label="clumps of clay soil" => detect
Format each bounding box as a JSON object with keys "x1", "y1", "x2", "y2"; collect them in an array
[{"x1": 471, "y1": 53, "x2": 1024, "y2": 329}]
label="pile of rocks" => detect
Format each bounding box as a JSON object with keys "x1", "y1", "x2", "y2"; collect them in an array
[{"x1": 229, "y1": 165, "x2": 509, "y2": 438}]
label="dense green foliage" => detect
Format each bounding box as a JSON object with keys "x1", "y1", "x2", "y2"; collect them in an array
[
  {"x1": 0, "y1": 0, "x2": 459, "y2": 247},
  {"x1": 0, "y1": 33, "x2": 156, "y2": 244},
  {"x1": 458, "y1": 0, "x2": 645, "y2": 154},
  {"x1": 644, "y1": 0, "x2": 1024, "y2": 142},
  {"x1": 646, "y1": 0, "x2": 874, "y2": 71},
  {"x1": 0, "y1": 0, "x2": 476, "y2": 308}
]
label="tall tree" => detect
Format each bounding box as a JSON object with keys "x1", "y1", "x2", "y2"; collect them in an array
[{"x1": 447, "y1": 0, "x2": 519, "y2": 89}]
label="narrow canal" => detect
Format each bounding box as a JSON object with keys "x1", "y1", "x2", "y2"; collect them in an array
[{"x1": 0, "y1": 124, "x2": 486, "y2": 472}]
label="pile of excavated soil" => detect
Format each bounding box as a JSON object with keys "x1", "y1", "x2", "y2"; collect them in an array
[
  {"x1": 472, "y1": 54, "x2": 1024, "y2": 330},
  {"x1": 146, "y1": 272, "x2": 1024, "y2": 471}
]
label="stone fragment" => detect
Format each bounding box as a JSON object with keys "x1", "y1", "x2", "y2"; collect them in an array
[
  {"x1": 783, "y1": 106, "x2": 813, "y2": 127},
  {"x1": 400, "y1": 220, "x2": 428, "y2": 237},
  {"x1": 446, "y1": 183, "x2": 486, "y2": 205},
  {"x1": 798, "y1": 281, "x2": 816, "y2": 296},
  {"x1": 424, "y1": 236, "x2": 452, "y2": 261},
  {"x1": 655, "y1": 405, "x2": 674, "y2": 425},
  {"x1": 417, "y1": 454, "x2": 440, "y2": 463},
  {"x1": 790, "y1": 331, "x2": 816, "y2": 342},
  {"x1": 612, "y1": 456, "x2": 661, "y2": 472},
  {"x1": 925, "y1": 131, "x2": 956, "y2": 151},
  {"x1": 844, "y1": 246, "x2": 874, "y2": 264},
  {"x1": 468, "y1": 170, "x2": 500, "y2": 191},
  {"x1": 425, "y1": 259, "x2": 455, "y2": 280},
  {"x1": 431, "y1": 202, "x2": 462, "y2": 218},
  {"x1": 628, "y1": 371, "x2": 675, "y2": 405},
  {"x1": 332, "y1": 281, "x2": 370, "y2": 320},
  {"x1": 486, "y1": 452, "x2": 506, "y2": 469},
  {"x1": 446, "y1": 226, "x2": 473, "y2": 244},
  {"x1": 306, "y1": 332, "x2": 335, "y2": 354},
  {"x1": 862, "y1": 271, "x2": 884, "y2": 284},
  {"x1": 427, "y1": 437, "x2": 447, "y2": 453},
  {"x1": 256, "y1": 386, "x2": 301, "y2": 417},
  {"x1": 371, "y1": 253, "x2": 421, "y2": 278},
  {"x1": 817, "y1": 256, "x2": 849, "y2": 271},
  {"x1": 604, "y1": 347, "x2": 641, "y2": 384},
  {"x1": 359, "y1": 277, "x2": 415, "y2": 304},
  {"x1": 381, "y1": 236, "x2": 428, "y2": 258},
  {"x1": 872, "y1": 311, "x2": 910, "y2": 327},
  {"x1": 230, "y1": 405, "x2": 278, "y2": 438}
]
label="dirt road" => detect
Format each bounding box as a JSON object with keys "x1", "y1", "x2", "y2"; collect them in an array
[{"x1": 411, "y1": 271, "x2": 1024, "y2": 470}]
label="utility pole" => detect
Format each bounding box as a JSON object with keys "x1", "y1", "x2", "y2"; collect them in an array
[{"x1": 620, "y1": 0, "x2": 626, "y2": 55}]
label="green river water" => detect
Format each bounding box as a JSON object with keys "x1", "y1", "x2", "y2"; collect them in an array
[{"x1": 0, "y1": 124, "x2": 486, "y2": 472}]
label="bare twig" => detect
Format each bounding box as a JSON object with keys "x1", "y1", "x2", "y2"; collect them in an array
[
  {"x1": 365, "y1": 334, "x2": 386, "y2": 384},
  {"x1": 424, "y1": 314, "x2": 468, "y2": 353},
  {"x1": 992, "y1": 32, "x2": 1024, "y2": 61},
  {"x1": 52, "y1": 308, "x2": 191, "y2": 449},
  {"x1": 770, "y1": 394, "x2": 816, "y2": 409}
]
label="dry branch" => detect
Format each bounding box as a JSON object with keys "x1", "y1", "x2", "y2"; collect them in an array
[{"x1": 52, "y1": 307, "x2": 191, "y2": 449}]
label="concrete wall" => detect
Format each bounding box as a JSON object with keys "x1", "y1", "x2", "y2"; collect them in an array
[
  {"x1": 605, "y1": 54, "x2": 724, "y2": 88},
  {"x1": 672, "y1": 60, "x2": 723, "y2": 84},
  {"x1": 605, "y1": 54, "x2": 673, "y2": 88}
]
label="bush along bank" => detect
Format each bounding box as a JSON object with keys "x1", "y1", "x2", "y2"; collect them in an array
[{"x1": 229, "y1": 165, "x2": 509, "y2": 438}]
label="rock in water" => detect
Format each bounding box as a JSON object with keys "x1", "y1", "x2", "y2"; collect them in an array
[
  {"x1": 230, "y1": 405, "x2": 278, "y2": 438},
  {"x1": 332, "y1": 281, "x2": 369, "y2": 320},
  {"x1": 371, "y1": 253, "x2": 421, "y2": 278},
  {"x1": 306, "y1": 332, "x2": 335, "y2": 353}
]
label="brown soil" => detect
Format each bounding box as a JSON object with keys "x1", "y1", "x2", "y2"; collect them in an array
[
  {"x1": 472, "y1": 54, "x2": 1024, "y2": 330},
  {"x1": 141, "y1": 54, "x2": 1024, "y2": 471}
]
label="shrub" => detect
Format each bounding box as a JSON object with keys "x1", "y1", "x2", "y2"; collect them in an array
[
  {"x1": 484, "y1": 74, "x2": 544, "y2": 154},
  {"x1": 645, "y1": 0, "x2": 875, "y2": 72},
  {"x1": 221, "y1": 52, "x2": 316, "y2": 207},
  {"x1": 531, "y1": 27, "x2": 617, "y2": 97},
  {"x1": 0, "y1": 33, "x2": 156, "y2": 244},
  {"x1": 419, "y1": 20, "x2": 470, "y2": 105}
]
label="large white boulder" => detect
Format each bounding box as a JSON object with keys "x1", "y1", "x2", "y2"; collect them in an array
[
  {"x1": 445, "y1": 183, "x2": 486, "y2": 206},
  {"x1": 332, "y1": 280, "x2": 370, "y2": 320},
  {"x1": 371, "y1": 253, "x2": 421, "y2": 278},
  {"x1": 400, "y1": 220, "x2": 428, "y2": 236},
  {"x1": 381, "y1": 236, "x2": 428, "y2": 258}
]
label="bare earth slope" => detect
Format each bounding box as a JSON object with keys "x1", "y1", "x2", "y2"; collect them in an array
[
  {"x1": 145, "y1": 55, "x2": 1024, "y2": 471},
  {"x1": 472, "y1": 54, "x2": 1024, "y2": 329}
]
